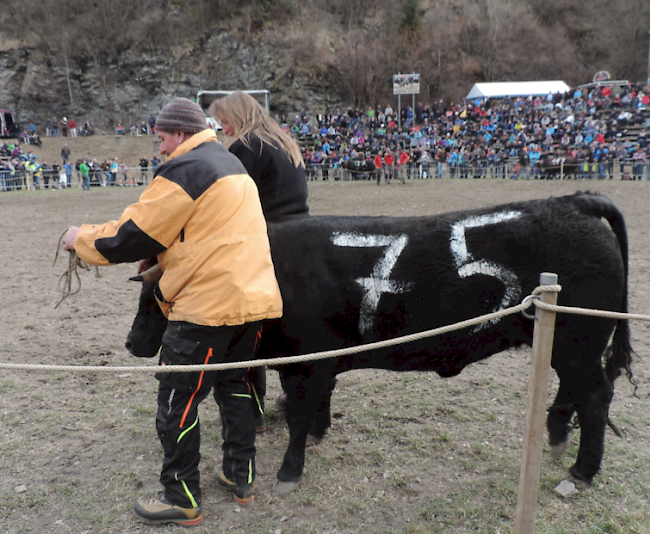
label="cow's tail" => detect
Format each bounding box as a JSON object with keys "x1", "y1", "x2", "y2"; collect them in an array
[{"x1": 571, "y1": 192, "x2": 635, "y2": 387}]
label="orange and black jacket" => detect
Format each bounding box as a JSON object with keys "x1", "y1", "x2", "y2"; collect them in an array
[{"x1": 74, "y1": 129, "x2": 282, "y2": 327}]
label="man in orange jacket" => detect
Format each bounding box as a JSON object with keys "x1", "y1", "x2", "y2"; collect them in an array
[{"x1": 64, "y1": 98, "x2": 282, "y2": 526}]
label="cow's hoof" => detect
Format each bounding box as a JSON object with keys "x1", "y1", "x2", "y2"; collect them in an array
[
  {"x1": 306, "y1": 434, "x2": 323, "y2": 447},
  {"x1": 273, "y1": 479, "x2": 300, "y2": 496},
  {"x1": 550, "y1": 440, "x2": 569, "y2": 459},
  {"x1": 275, "y1": 393, "x2": 287, "y2": 409},
  {"x1": 567, "y1": 474, "x2": 591, "y2": 491}
]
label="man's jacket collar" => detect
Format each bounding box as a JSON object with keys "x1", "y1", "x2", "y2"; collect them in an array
[{"x1": 166, "y1": 129, "x2": 217, "y2": 162}]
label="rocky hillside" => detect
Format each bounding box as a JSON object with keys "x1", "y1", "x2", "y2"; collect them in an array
[{"x1": 1, "y1": 0, "x2": 649, "y2": 130}]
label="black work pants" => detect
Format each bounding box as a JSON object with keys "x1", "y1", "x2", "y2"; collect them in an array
[{"x1": 155, "y1": 320, "x2": 259, "y2": 508}]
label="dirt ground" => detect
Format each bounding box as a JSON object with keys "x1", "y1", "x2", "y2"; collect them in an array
[{"x1": 1, "y1": 177, "x2": 649, "y2": 534}]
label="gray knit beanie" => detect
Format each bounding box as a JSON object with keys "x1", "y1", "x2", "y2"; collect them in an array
[{"x1": 156, "y1": 98, "x2": 206, "y2": 134}]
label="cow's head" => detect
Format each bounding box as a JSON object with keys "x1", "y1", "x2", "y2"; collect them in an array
[{"x1": 125, "y1": 281, "x2": 168, "y2": 357}]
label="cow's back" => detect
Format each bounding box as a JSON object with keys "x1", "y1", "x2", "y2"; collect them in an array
[{"x1": 263, "y1": 192, "x2": 626, "y2": 377}]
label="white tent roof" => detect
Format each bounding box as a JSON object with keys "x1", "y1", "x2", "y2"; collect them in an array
[{"x1": 466, "y1": 80, "x2": 571, "y2": 99}]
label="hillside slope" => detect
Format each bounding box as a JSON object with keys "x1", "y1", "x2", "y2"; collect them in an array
[
  {"x1": 30, "y1": 132, "x2": 231, "y2": 170},
  {"x1": 29, "y1": 135, "x2": 158, "y2": 170},
  {"x1": 1, "y1": 0, "x2": 649, "y2": 128}
]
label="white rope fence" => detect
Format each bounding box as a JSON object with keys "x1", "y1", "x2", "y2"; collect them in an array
[
  {"x1": 2, "y1": 284, "x2": 650, "y2": 374},
  {"x1": 534, "y1": 301, "x2": 650, "y2": 321}
]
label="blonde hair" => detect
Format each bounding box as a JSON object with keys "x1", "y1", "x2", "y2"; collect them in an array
[{"x1": 210, "y1": 91, "x2": 304, "y2": 168}]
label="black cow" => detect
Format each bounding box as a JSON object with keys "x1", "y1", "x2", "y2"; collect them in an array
[
  {"x1": 538, "y1": 153, "x2": 579, "y2": 179},
  {"x1": 126, "y1": 192, "x2": 632, "y2": 495},
  {"x1": 343, "y1": 159, "x2": 376, "y2": 180}
]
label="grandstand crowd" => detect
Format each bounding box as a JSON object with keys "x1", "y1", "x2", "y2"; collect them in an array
[
  {"x1": 1, "y1": 81, "x2": 649, "y2": 191},
  {"x1": 285, "y1": 81, "x2": 649, "y2": 181}
]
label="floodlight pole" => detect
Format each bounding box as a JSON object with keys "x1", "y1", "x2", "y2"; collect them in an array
[{"x1": 395, "y1": 72, "x2": 400, "y2": 128}]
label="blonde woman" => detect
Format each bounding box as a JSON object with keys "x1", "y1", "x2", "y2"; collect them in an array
[
  {"x1": 210, "y1": 91, "x2": 309, "y2": 223},
  {"x1": 211, "y1": 92, "x2": 310, "y2": 428}
]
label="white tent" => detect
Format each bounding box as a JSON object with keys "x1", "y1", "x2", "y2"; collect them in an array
[{"x1": 465, "y1": 80, "x2": 571, "y2": 100}]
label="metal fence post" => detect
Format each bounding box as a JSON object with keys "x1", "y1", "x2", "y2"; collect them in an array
[{"x1": 514, "y1": 272, "x2": 559, "y2": 534}]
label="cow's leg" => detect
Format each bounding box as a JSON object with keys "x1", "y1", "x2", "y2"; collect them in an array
[
  {"x1": 277, "y1": 373, "x2": 335, "y2": 444},
  {"x1": 558, "y1": 362, "x2": 614, "y2": 486},
  {"x1": 547, "y1": 380, "x2": 576, "y2": 459},
  {"x1": 274, "y1": 368, "x2": 332, "y2": 495},
  {"x1": 306, "y1": 376, "x2": 337, "y2": 444}
]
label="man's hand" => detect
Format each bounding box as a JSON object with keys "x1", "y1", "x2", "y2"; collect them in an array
[{"x1": 63, "y1": 226, "x2": 79, "y2": 251}]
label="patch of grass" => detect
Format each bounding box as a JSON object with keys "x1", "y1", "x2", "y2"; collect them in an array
[
  {"x1": 131, "y1": 406, "x2": 155, "y2": 417},
  {"x1": 409, "y1": 441, "x2": 428, "y2": 454},
  {"x1": 618, "y1": 414, "x2": 636, "y2": 425},
  {"x1": 344, "y1": 497, "x2": 363, "y2": 514},
  {"x1": 296, "y1": 490, "x2": 319, "y2": 506},
  {"x1": 462, "y1": 459, "x2": 477, "y2": 470},
  {"x1": 283, "y1": 524, "x2": 319, "y2": 534},
  {"x1": 41, "y1": 411, "x2": 61, "y2": 422},
  {"x1": 401, "y1": 526, "x2": 434, "y2": 534},
  {"x1": 51, "y1": 483, "x2": 74, "y2": 497},
  {"x1": 473, "y1": 442, "x2": 487, "y2": 456},
  {"x1": 0, "y1": 380, "x2": 15, "y2": 392},
  {"x1": 449, "y1": 409, "x2": 470, "y2": 423},
  {"x1": 334, "y1": 517, "x2": 353, "y2": 532},
  {"x1": 369, "y1": 450, "x2": 385, "y2": 464},
  {"x1": 420, "y1": 486, "x2": 516, "y2": 533}
]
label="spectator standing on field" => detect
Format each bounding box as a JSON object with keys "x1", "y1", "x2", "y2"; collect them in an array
[
  {"x1": 110, "y1": 158, "x2": 119, "y2": 186},
  {"x1": 61, "y1": 144, "x2": 71, "y2": 164},
  {"x1": 64, "y1": 161, "x2": 73, "y2": 187},
  {"x1": 151, "y1": 155, "x2": 160, "y2": 175},
  {"x1": 120, "y1": 161, "x2": 129, "y2": 186},
  {"x1": 79, "y1": 159, "x2": 90, "y2": 190},
  {"x1": 383, "y1": 150, "x2": 396, "y2": 184},
  {"x1": 139, "y1": 156, "x2": 149, "y2": 184}
]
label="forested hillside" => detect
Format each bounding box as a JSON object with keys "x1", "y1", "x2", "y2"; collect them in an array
[{"x1": 1, "y1": 0, "x2": 649, "y2": 127}]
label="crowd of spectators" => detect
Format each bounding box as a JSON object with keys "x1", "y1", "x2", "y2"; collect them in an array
[
  {"x1": 115, "y1": 115, "x2": 157, "y2": 136},
  {"x1": 0, "y1": 139, "x2": 162, "y2": 192},
  {"x1": 1, "y1": 110, "x2": 162, "y2": 191},
  {"x1": 15, "y1": 116, "x2": 97, "y2": 150},
  {"x1": 280, "y1": 82, "x2": 650, "y2": 181},
  {"x1": 3, "y1": 82, "x2": 650, "y2": 191}
]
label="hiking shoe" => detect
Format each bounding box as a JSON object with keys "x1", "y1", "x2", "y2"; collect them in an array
[
  {"x1": 215, "y1": 470, "x2": 255, "y2": 507},
  {"x1": 133, "y1": 492, "x2": 203, "y2": 526},
  {"x1": 255, "y1": 414, "x2": 267, "y2": 433}
]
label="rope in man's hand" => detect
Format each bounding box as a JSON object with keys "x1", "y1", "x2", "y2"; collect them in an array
[{"x1": 53, "y1": 228, "x2": 101, "y2": 309}]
